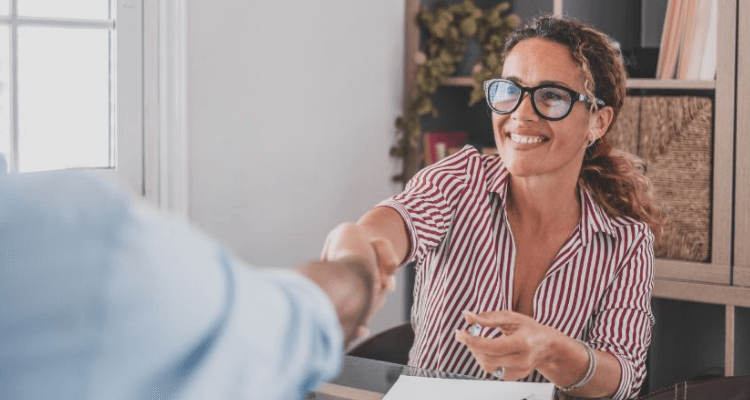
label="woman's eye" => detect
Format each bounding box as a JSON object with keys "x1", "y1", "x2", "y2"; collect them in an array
[{"x1": 542, "y1": 90, "x2": 564, "y2": 100}]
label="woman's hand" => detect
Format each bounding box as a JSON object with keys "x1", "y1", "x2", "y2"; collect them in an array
[
  {"x1": 321, "y1": 222, "x2": 400, "y2": 338},
  {"x1": 454, "y1": 310, "x2": 564, "y2": 381}
]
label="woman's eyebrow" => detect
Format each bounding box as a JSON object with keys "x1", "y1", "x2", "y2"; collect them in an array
[
  {"x1": 501, "y1": 76, "x2": 573, "y2": 89},
  {"x1": 539, "y1": 79, "x2": 572, "y2": 88},
  {"x1": 502, "y1": 76, "x2": 522, "y2": 85}
]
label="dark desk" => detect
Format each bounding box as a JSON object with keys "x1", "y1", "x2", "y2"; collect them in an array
[{"x1": 305, "y1": 356, "x2": 475, "y2": 400}]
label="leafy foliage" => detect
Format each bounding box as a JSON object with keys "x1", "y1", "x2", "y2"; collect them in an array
[{"x1": 393, "y1": 0, "x2": 519, "y2": 182}]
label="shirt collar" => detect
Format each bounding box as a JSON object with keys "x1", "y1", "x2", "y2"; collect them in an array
[
  {"x1": 578, "y1": 188, "x2": 617, "y2": 245},
  {"x1": 485, "y1": 158, "x2": 616, "y2": 246},
  {"x1": 486, "y1": 157, "x2": 509, "y2": 196}
]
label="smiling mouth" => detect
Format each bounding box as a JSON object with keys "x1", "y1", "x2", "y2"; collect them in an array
[{"x1": 508, "y1": 133, "x2": 549, "y2": 144}]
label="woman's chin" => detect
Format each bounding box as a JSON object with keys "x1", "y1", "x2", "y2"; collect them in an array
[{"x1": 502, "y1": 160, "x2": 541, "y2": 178}]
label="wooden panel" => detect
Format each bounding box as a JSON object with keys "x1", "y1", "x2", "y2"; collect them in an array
[
  {"x1": 711, "y1": 0, "x2": 737, "y2": 268},
  {"x1": 655, "y1": 259, "x2": 730, "y2": 284},
  {"x1": 735, "y1": 268, "x2": 750, "y2": 288},
  {"x1": 726, "y1": 305, "x2": 735, "y2": 376},
  {"x1": 553, "y1": 0, "x2": 563, "y2": 17},
  {"x1": 735, "y1": 0, "x2": 750, "y2": 286},
  {"x1": 443, "y1": 76, "x2": 474, "y2": 87},
  {"x1": 653, "y1": 279, "x2": 750, "y2": 307},
  {"x1": 404, "y1": 0, "x2": 419, "y2": 103},
  {"x1": 402, "y1": 0, "x2": 422, "y2": 183}
]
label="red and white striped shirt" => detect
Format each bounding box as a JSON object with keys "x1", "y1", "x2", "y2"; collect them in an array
[{"x1": 378, "y1": 146, "x2": 654, "y2": 400}]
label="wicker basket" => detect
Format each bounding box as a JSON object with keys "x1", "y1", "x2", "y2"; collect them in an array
[{"x1": 607, "y1": 96, "x2": 712, "y2": 262}]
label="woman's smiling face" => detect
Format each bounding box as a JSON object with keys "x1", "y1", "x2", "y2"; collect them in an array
[{"x1": 492, "y1": 38, "x2": 598, "y2": 180}]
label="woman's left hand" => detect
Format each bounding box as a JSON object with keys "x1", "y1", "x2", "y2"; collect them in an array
[{"x1": 454, "y1": 310, "x2": 564, "y2": 381}]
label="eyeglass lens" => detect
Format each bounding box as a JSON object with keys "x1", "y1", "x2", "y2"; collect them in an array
[{"x1": 487, "y1": 81, "x2": 573, "y2": 119}]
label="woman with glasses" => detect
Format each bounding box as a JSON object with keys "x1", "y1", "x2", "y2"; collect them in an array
[{"x1": 322, "y1": 15, "x2": 665, "y2": 400}]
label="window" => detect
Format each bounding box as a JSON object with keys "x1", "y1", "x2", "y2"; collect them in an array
[{"x1": 0, "y1": 0, "x2": 143, "y2": 195}]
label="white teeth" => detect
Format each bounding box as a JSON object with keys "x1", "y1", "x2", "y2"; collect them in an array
[{"x1": 509, "y1": 133, "x2": 546, "y2": 144}]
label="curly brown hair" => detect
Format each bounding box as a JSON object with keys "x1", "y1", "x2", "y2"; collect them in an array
[{"x1": 502, "y1": 15, "x2": 666, "y2": 240}]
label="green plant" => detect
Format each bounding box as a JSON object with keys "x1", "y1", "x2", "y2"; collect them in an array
[{"x1": 392, "y1": 0, "x2": 519, "y2": 182}]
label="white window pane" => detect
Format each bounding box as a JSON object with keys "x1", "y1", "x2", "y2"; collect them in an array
[
  {"x1": 18, "y1": 27, "x2": 112, "y2": 172},
  {"x1": 0, "y1": 1, "x2": 8, "y2": 16},
  {"x1": 0, "y1": 26, "x2": 9, "y2": 171},
  {"x1": 19, "y1": 0, "x2": 109, "y2": 20}
]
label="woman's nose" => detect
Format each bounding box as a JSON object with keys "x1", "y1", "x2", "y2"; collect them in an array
[{"x1": 512, "y1": 93, "x2": 539, "y2": 121}]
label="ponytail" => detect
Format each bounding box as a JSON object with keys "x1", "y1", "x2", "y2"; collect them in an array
[{"x1": 580, "y1": 138, "x2": 666, "y2": 240}]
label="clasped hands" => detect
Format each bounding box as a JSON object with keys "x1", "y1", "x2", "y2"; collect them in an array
[
  {"x1": 455, "y1": 310, "x2": 563, "y2": 382},
  {"x1": 320, "y1": 222, "x2": 400, "y2": 344}
]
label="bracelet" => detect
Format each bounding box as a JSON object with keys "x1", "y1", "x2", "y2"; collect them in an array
[{"x1": 557, "y1": 339, "x2": 597, "y2": 392}]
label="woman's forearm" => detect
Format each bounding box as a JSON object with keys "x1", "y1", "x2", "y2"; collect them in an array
[{"x1": 356, "y1": 206, "x2": 410, "y2": 266}]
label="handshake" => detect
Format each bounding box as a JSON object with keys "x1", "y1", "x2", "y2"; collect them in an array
[{"x1": 302, "y1": 222, "x2": 401, "y2": 346}]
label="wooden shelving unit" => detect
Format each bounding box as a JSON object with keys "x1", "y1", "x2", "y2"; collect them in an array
[
  {"x1": 443, "y1": 76, "x2": 716, "y2": 90},
  {"x1": 402, "y1": 0, "x2": 749, "y2": 383}
]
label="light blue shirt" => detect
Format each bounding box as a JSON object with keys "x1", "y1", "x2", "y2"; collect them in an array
[{"x1": 0, "y1": 158, "x2": 343, "y2": 399}]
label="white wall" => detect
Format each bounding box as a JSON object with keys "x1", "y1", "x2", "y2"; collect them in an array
[{"x1": 187, "y1": 0, "x2": 407, "y2": 334}]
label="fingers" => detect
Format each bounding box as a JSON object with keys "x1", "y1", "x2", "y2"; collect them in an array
[
  {"x1": 455, "y1": 329, "x2": 519, "y2": 357},
  {"x1": 370, "y1": 238, "x2": 400, "y2": 275},
  {"x1": 370, "y1": 237, "x2": 399, "y2": 292},
  {"x1": 454, "y1": 330, "x2": 533, "y2": 381},
  {"x1": 462, "y1": 309, "x2": 528, "y2": 331},
  {"x1": 356, "y1": 325, "x2": 371, "y2": 340}
]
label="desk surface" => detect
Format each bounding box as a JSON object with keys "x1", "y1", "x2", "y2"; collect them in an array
[{"x1": 305, "y1": 356, "x2": 475, "y2": 400}]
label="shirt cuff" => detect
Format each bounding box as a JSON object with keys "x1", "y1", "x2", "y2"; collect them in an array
[
  {"x1": 375, "y1": 200, "x2": 418, "y2": 268},
  {"x1": 602, "y1": 348, "x2": 637, "y2": 400}
]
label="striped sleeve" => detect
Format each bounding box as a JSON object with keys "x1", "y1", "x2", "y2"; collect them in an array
[
  {"x1": 377, "y1": 151, "x2": 470, "y2": 266},
  {"x1": 588, "y1": 227, "x2": 655, "y2": 400}
]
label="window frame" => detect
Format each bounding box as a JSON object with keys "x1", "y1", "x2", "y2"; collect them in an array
[{"x1": 0, "y1": 0, "x2": 143, "y2": 195}]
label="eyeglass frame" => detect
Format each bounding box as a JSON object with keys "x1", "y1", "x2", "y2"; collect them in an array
[{"x1": 483, "y1": 78, "x2": 606, "y2": 121}]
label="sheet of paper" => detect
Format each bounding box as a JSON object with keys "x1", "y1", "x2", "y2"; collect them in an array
[{"x1": 382, "y1": 375, "x2": 555, "y2": 400}]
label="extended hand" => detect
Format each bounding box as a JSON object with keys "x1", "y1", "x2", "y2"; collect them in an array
[
  {"x1": 321, "y1": 222, "x2": 399, "y2": 338},
  {"x1": 454, "y1": 310, "x2": 563, "y2": 381}
]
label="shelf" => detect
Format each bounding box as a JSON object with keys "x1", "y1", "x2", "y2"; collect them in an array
[
  {"x1": 443, "y1": 76, "x2": 474, "y2": 87},
  {"x1": 441, "y1": 76, "x2": 716, "y2": 90},
  {"x1": 627, "y1": 78, "x2": 715, "y2": 90},
  {"x1": 654, "y1": 259, "x2": 730, "y2": 285},
  {"x1": 653, "y1": 278, "x2": 750, "y2": 308}
]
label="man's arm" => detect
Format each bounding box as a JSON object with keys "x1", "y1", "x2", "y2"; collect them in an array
[{"x1": 296, "y1": 257, "x2": 374, "y2": 346}]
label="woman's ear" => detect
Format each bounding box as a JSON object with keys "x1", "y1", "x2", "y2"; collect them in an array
[{"x1": 591, "y1": 106, "x2": 615, "y2": 141}]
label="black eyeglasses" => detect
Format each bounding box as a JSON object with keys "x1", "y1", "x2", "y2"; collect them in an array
[{"x1": 483, "y1": 78, "x2": 606, "y2": 121}]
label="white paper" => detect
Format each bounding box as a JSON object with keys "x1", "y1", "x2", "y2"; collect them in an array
[{"x1": 383, "y1": 375, "x2": 554, "y2": 400}]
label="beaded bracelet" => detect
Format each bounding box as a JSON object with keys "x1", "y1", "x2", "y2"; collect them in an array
[{"x1": 558, "y1": 339, "x2": 597, "y2": 392}]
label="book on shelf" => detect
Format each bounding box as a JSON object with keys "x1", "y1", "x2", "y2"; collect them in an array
[
  {"x1": 675, "y1": 0, "x2": 700, "y2": 79},
  {"x1": 656, "y1": 0, "x2": 686, "y2": 79},
  {"x1": 698, "y1": 0, "x2": 718, "y2": 80},
  {"x1": 656, "y1": 0, "x2": 717, "y2": 80},
  {"x1": 422, "y1": 131, "x2": 468, "y2": 166}
]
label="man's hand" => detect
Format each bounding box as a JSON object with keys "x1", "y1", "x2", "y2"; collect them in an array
[{"x1": 320, "y1": 222, "x2": 400, "y2": 343}]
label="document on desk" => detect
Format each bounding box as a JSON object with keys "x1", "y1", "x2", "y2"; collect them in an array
[{"x1": 383, "y1": 375, "x2": 554, "y2": 400}]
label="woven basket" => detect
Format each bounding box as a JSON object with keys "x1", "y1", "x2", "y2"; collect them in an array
[{"x1": 607, "y1": 96, "x2": 712, "y2": 262}]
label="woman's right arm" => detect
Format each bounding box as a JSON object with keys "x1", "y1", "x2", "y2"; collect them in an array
[
  {"x1": 356, "y1": 206, "x2": 411, "y2": 265},
  {"x1": 322, "y1": 206, "x2": 410, "y2": 281}
]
